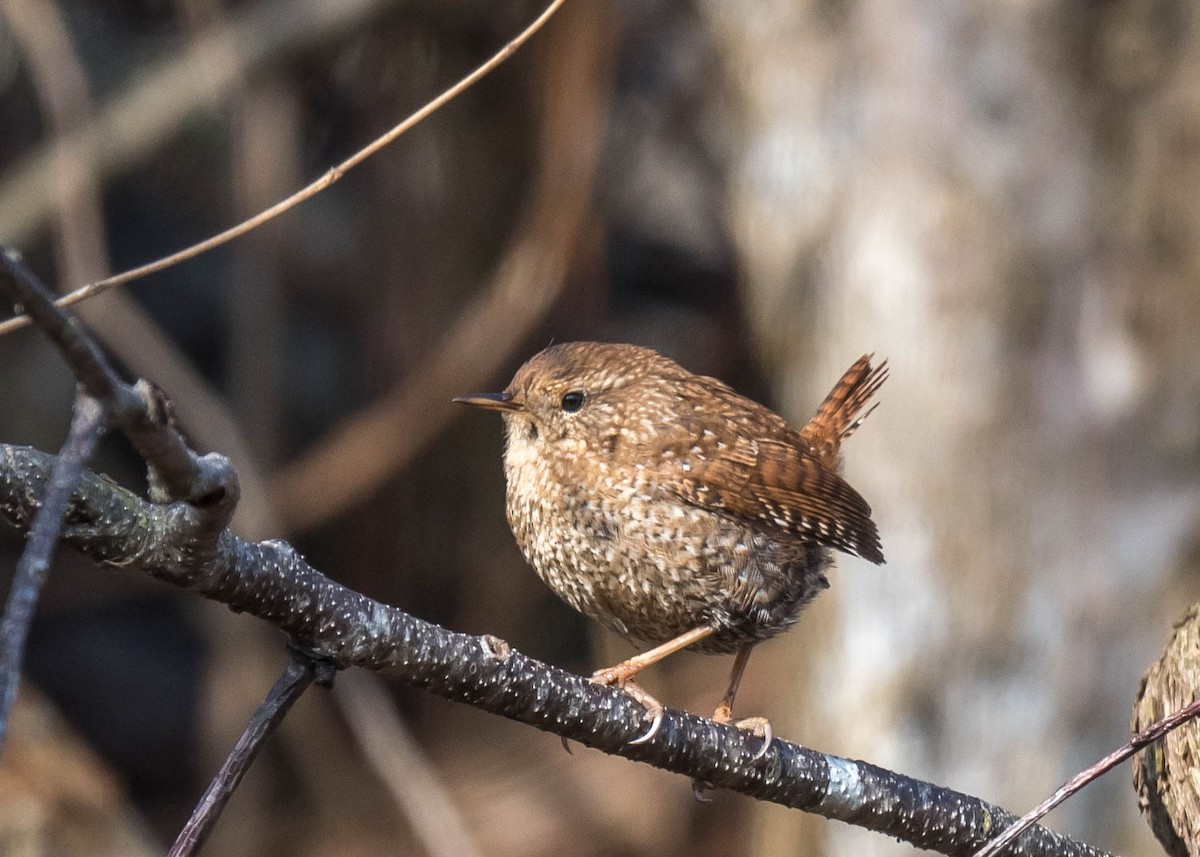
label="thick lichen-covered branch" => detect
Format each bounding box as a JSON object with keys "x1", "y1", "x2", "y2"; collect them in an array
[{"x1": 0, "y1": 443, "x2": 1112, "y2": 857}]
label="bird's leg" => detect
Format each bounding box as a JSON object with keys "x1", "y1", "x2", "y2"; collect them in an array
[
  {"x1": 712, "y1": 644, "x2": 772, "y2": 760},
  {"x1": 591, "y1": 624, "x2": 716, "y2": 744},
  {"x1": 591, "y1": 624, "x2": 716, "y2": 684},
  {"x1": 692, "y1": 644, "x2": 772, "y2": 797},
  {"x1": 712, "y1": 644, "x2": 752, "y2": 722}
]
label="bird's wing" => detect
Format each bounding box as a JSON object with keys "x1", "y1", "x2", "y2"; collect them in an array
[{"x1": 663, "y1": 428, "x2": 884, "y2": 564}]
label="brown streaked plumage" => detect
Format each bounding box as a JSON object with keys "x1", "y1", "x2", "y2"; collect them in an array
[{"x1": 456, "y1": 342, "x2": 886, "y2": 744}]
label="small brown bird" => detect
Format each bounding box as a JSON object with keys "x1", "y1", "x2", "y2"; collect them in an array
[{"x1": 456, "y1": 342, "x2": 886, "y2": 746}]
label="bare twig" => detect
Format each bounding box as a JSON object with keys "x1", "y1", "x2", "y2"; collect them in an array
[
  {"x1": 972, "y1": 696, "x2": 1200, "y2": 857},
  {"x1": 168, "y1": 649, "x2": 331, "y2": 857},
  {"x1": 0, "y1": 447, "x2": 1113, "y2": 857},
  {"x1": 0, "y1": 395, "x2": 104, "y2": 749},
  {"x1": 0, "y1": 0, "x2": 569, "y2": 337},
  {"x1": 271, "y1": 0, "x2": 609, "y2": 530}
]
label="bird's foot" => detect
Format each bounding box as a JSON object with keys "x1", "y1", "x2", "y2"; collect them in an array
[
  {"x1": 690, "y1": 708, "x2": 773, "y2": 798},
  {"x1": 591, "y1": 669, "x2": 665, "y2": 745},
  {"x1": 712, "y1": 705, "x2": 773, "y2": 761}
]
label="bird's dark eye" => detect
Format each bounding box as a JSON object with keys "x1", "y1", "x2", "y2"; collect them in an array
[{"x1": 560, "y1": 391, "x2": 586, "y2": 413}]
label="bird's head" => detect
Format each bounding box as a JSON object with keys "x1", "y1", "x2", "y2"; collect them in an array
[{"x1": 454, "y1": 342, "x2": 682, "y2": 464}]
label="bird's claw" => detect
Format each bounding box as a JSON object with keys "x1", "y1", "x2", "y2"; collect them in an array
[
  {"x1": 628, "y1": 702, "x2": 664, "y2": 744},
  {"x1": 713, "y1": 709, "x2": 773, "y2": 760},
  {"x1": 591, "y1": 672, "x2": 665, "y2": 745},
  {"x1": 742, "y1": 717, "x2": 773, "y2": 760},
  {"x1": 589, "y1": 664, "x2": 633, "y2": 685}
]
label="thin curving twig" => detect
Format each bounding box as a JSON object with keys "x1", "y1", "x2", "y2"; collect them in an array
[
  {"x1": 972, "y1": 696, "x2": 1200, "y2": 857},
  {"x1": 0, "y1": 0, "x2": 569, "y2": 337},
  {"x1": 271, "y1": 0, "x2": 609, "y2": 530}
]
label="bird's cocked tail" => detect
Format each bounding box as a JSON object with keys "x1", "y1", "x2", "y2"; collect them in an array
[{"x1": 800, "y1": 355, "x2": 888, "y2": 471}]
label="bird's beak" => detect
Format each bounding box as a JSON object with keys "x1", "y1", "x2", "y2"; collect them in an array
[{"x1": 452, "y1": 391, "x2": 523, "y2": 412}]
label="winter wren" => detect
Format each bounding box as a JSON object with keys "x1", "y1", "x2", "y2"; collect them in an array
[{"x1": 455, "y1": 342, "x2": 886, "y2": 744}]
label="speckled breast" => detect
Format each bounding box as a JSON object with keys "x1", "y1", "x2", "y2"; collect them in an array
[{"x1": 503, "y1": 458, "x2": 832, "y2": 654}]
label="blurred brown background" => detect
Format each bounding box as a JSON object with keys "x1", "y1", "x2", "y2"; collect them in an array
[{"x1": 1, "y1": 0, "x2": 1199, "y2": 855}]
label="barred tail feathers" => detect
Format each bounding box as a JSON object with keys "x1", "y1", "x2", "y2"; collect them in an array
[{"x1": 799, "y1": 355, "x2": 888, "y2": 470}]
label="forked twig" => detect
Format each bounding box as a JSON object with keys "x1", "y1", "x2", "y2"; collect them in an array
[
  {"x1": 971, "y1": 696, "x2": 1200, "y2": 857},
  {"x1": 0, "y1": 249, "x2": 233, "y2": 504},
  {"x1": 0, "y1": 248, "x2": 240, "y2": 753},
  {"x1": 0, "y1": 0, "x2": 568, "y2": 337}
]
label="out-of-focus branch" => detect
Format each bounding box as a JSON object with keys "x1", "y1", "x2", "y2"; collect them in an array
[
  {"x1": 1, "y1": 0, "x2": 110, "y2": 285},
  {"x1": 271, "y1": 0, "x2": 611, "y2": 531},
  {"x1": 0, "y1": 0, "x2": 396, "y2": 249},
  {"x1": 0, "y1": 444, "x2": 1114, "y2": 857},
  {"x1": 0, "y1": 0, "x2": 568, "y2": 337},
  {"x1": 336, "y1": 670, "x2": 486, "y2": 857}
]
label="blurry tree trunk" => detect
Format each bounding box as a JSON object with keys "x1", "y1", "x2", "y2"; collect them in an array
[{"x1": 697, "y1": 1, "x2": 1200, "y2": 854}]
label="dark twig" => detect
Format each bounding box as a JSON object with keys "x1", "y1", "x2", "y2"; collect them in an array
[
  {"x1": 0, "y1": 447, "x2": 1112, "y2": 857},
  {"x1": 168, "y1": 649, "x2": 332, "y2": 857},
  {"x1": 972, "y1": 695, "x2": 1200, "y2": 857},
  {"x1": 0, "y1": 396, "x2": 104, "y2": 749},
  {"x1": 0, "y1": 247, "x2": 235, "y2": 507},
  {"x1": 0, "y1": 248, "x2": 123, "y2": 402}
]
